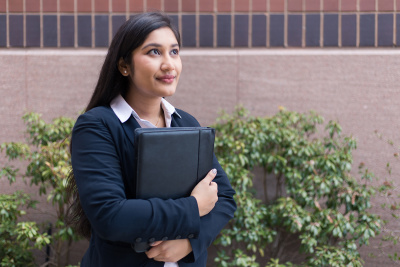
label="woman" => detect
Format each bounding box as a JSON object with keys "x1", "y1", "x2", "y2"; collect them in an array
[{"x1": 66, "y1": 12, "x2": 236, "y2": 267}]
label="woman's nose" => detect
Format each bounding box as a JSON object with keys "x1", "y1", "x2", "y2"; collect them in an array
[{"x1": 161, "y1": 56, "x2": 175, "y2": 71}]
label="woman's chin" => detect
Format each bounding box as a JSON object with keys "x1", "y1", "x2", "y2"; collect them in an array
[{"x1": 160, "y1": 87, "x2": 177, "y2": 97}]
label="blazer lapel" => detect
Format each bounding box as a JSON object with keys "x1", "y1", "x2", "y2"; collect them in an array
[
  {"x1": 121, "y1": 115, "x2": 141, "y2": 147},
  {"x1": 171, "y1": 113, "x2": 182, "y2": 127}
]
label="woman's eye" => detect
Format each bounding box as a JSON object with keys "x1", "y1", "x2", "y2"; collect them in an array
[
  {"x1": 148, "y1": 49, "x2": 161, "y2": 55},
  {"x1": 171, "y1": 49, "x2": 179, "y2": 55}
]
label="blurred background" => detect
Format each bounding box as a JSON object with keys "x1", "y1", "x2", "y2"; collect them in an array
[{"x1": 1, "y1": 0, "x2": 400, "y2": 266}]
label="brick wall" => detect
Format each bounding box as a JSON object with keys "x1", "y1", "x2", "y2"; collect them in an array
[
  {"x1": 0, "y1": 49, "x2": 399, "y2": 266},
  {"x1": 1, "y1": 0, "x2": 399, "y2": 48}
]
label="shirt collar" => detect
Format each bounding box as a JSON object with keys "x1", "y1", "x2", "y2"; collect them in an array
[{"x1": 110, "y1": 94, "x2": 181, "y2": 124}]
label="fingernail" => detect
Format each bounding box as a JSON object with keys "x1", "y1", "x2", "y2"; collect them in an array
[{"x1": 212, "y1": 169, "x2": 217, "y2": 174}]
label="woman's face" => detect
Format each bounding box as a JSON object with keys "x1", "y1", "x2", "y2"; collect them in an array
[{"x1": 127, "y1": 27, "x2": 182, "y2": 99}]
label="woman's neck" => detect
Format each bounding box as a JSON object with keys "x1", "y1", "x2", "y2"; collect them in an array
[{"x1": 125, "y1": 90, "x2": 163, "y2": 123}]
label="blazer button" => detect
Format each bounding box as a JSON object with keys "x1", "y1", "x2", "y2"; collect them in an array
[
  {"x1": 135, "y1": 238, "x2": 142, "y2": 243},
  {"x1": 149, "y1": 238, "x2": 155, "y2": 243},
  {"x1": 188, "y1": 234, "x2": 194, "y2": 239},
  {"x1": 162, "y1": 237, "x2": 168, "y2": 241},
  {"x1": 175, "y1": 235, "x2": 181, "y2": 239}
]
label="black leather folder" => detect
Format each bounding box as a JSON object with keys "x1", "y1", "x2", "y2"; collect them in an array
[{"x1": 132, "y1": 127, "x2": 215, "y2": 253}]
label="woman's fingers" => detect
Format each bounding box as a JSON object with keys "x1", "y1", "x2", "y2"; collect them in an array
[
  {"x1": 145, "y1": 239, "x2": 192, "y2": 262},
  {"x1": 190, "y1": 168, "x2": 219, "y2": 217},
  {"x1": 150, "y1": 240, "x2": 163, "y2": 246}
]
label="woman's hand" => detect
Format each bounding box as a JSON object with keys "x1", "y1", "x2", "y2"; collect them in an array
[
  {"x1": 145, "y1": 239, "x2": 192, "y2": 262},
  {"x1": 190, "y1": 169, "x2": 218, "y2": 217}
]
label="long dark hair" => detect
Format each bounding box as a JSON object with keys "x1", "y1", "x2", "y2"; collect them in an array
[{"x1": 65, "y1": 12, "x2": 181, "y2": 239}]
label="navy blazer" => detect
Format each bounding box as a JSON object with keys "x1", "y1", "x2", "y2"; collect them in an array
[{"x1": 71, "y1": 105, "x2": 236, "y2": 267}]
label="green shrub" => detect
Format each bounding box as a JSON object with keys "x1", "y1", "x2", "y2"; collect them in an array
[
  {"x1": 371, "y1": 131, "x2": 400, "y2": 263},
  {"x1": 1, "y1": 109, "x2": 383, "y2": 267},
  {"x1": 0, "y1": 112, "x2": 79, "y2": 266},
  {"x1": 212, "y1": 107, "x2": 382, "y2": 266},
  {"x1": 0, "y1": 191, "x2": 50, "y2": 267}
]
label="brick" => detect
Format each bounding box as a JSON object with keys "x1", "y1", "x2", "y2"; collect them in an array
[
  {"x1": 288, "y1": 14, "x2": 302, "y2": 46},
  {"x1": 252, "y1": 0, "x2": 267, "y2": 11},
  {"x1": 270, "y1": 0, "x2": 284, "y2": 12},
  {"x1": 43, "y1": 0, "x2": 57, "y2": 12},
  {"x1": 112, "y1": 0, "x2": 126, "y2": 12},
  {"x1": 378, "y1": 0, "x2": 394, "y2": 11},
  {"x1": 252, "y1": 14, "x2": 267, "y2": 47},
  {"x1": 199, "y1": 0, "x2": 214, "y2": 12},
  {"x1": 235, "y1": 0, "x2": 250, "y2": 12},
  {"x1": 25, "y1": 0, "x2": 40, "y2": 12},
  {"x1": 112, "y1": 15, "x2": 126, "y2": 37},
  {"x1": 217, "y1": 0, "x2": 231, "y2": 12},
  {"x1": 323, "y1": 0, "x2": 338, "y2": 11},
  {"x1": 164, "y1": 0, "x2": 179, "y2": 12},
  {"x1": 147, "y1": 0, "x2": 161, "y2": 11},
  {"x1": 78, "y1": 15, "x2": 92, "y2": 47},
  {"x1": 269, "y1": 14, "x2": 284, "y2": 46},
  {"x1": 95, "y1": 15, "x2": 109, "y2": 47},
  {"x1": 0, "y1": 15, "x2": 6, "y2": 46},
  {"x1": 341, "y1": 0, "x2": 357, "y2": 11},
  {"x1": 9, "y1": 0, "x2": 23, "y2": 12},
  {"x1": 60, "y1": 15, "x2": 75, "y2": 47},
  {"x1": 323, "y1": 14, "x2": 338, "y2": 46},
  {"x1": 169, "y1": 15, "x2": 179, "y2": 36},
  {"x1": 288, "y1": 0, "x2": 303, "y2": 11},
  {"x1": 359, "y1": 14, "x2": 375, "y2": 46},
  {"x1": 305, "y1": 0, "x2": 320, "y2": 11},
  {"x1": 234, "y1": 15, "x2": 248, "y2": 47},
  {"x1": 182, "y1": 0, "x2": 196, "y2": 11},
  {"x1": 9, "y1": 15, "x2": 23, "y2": 46},
  {"x1": 341, "y1": 14, "x2": 357, "y2": 46},
  {"x1": 0, "y1": 0, "x2": 5, "y2": 12},
  {"x1": 217, "y1": 15, "x2": 231, "y2": 47},
  {"x1": 359, "y1": 0, "x2": 376, "y2": 11},
  {"x1": 200, "y1": 15, "x2": 213, "y2": 47},
  {"x1": 378, "y1": 14, "x2": 393, "y2": 46},
  {"x1": 130, "y1": 0, "x2": 143, "y2": 12},
  {"x1": 78, "y1": 0, "x2": 92, "y2": 12},
  {"x1": 182, "y1": 15, "x2": 196, "y2": 47},
  {"x1": 26, "y1": 15, "x2": 40, "y2": 47},
  {"x1": 60, "y1": 0, "x2": 74, "y2": 12},
  {"x1": 95, "y1": 0, "x2": 109, "y2": 12},
  {"x1": 306, "y1": 14, "x2": 320, "y2": 46},
  {"x1": 397, "y1": 14, "x2": 400, "y2": 45},
  {"x1": 43, "y1": 15, "x2": 57, "y2": 47}
]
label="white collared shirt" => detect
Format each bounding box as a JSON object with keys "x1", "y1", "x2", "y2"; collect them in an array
[
  {"x1": 110, "y1": 94, "x2": 181, "y2": 128},
  {"x1": 110, "y1": 94, "x2": 180, "y2": 267}
]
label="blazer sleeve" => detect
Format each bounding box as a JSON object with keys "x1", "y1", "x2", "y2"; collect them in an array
[
  {"x1": 182, "y1": 156, "x2": 236, "y2": 263},
  {"x1": 71, "y1": 111, "x2": 201, "y2": 244},
  {"x1": 177, "y1": 113, "x2": 237, "y2": 264}
]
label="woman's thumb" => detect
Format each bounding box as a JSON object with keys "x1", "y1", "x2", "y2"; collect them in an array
[{"x1": 204, "y1": 168, "x2": 217, "y2": 184}]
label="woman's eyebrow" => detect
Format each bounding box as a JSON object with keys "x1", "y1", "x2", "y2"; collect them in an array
[{"x1": 141, "y1": 43, "x2": 179, "y2": 50}]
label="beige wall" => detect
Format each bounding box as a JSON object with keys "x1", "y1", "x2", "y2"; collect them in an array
[{"x1": 1, "y1": 49, "x2": 399, "y2": 266}]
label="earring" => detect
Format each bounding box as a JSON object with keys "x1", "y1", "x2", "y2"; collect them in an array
[{"x1": 124, "y1": 70, "x2": 127, "y2": 74}]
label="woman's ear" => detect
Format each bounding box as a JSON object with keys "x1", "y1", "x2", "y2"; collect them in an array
[{"x1": 118, "y1": 57, "x2": 130, "y2": 76}]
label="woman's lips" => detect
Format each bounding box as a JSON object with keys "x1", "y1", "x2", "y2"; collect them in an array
[{"x1": 156, "y1": 75, "x2": 175, "y2": 84}]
